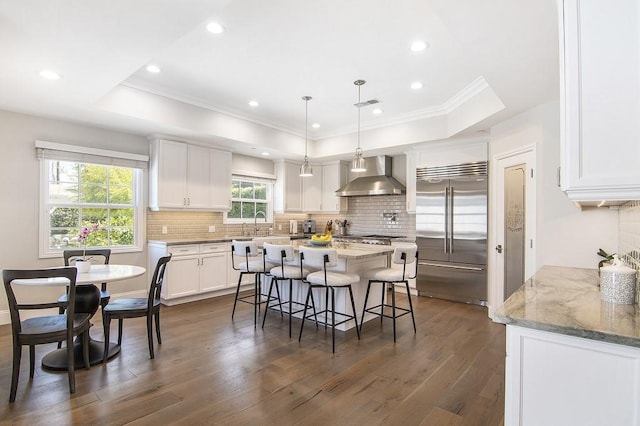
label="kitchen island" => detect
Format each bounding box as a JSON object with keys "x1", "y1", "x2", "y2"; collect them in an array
[
  {"x1": 149, "y1": 238, "x2": 393, "y2": 330},
  {"x1": 493, "y1": 265, "x2": 640, "y2": 426}
]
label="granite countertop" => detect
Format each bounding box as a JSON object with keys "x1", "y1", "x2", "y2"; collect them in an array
[{"x1": 493, "y1": 265, "x2": 640, "y2": 348}]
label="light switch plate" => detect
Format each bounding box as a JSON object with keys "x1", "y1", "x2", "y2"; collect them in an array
[
  {"x1": 162, "y1": 225, "x2": 168, "y2": 234},
  {"x1": 208, "y1": 225, "x2": 215, "y2": 233}
]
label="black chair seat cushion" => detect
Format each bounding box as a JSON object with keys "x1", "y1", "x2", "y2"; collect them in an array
[
  {"x1": 19, "y1": 314, "x2": 91, "y2": 341},
  {"x1": 104, "y1": 298, "x2": 159, "y2": 316}
]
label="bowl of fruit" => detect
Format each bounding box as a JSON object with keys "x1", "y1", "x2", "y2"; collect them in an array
[{"x1": 309, "y1": 233, "x2": 332, "y2": 246}]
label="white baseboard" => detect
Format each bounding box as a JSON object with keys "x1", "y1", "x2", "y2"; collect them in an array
[{"x1": 0, "y1": 310, "x2": 9, "y2": 326}]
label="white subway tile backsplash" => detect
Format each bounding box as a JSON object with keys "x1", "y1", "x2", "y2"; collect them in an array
[{"x1": 619, "y1": 200, "x2": 640, "y2": 271}]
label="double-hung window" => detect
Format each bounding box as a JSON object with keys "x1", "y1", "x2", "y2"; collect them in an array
[
  {"x1": 37, "y1": 141, "x2": 147, "y2": 257},
  {"x1": 225, "y1": 177, "x2": 273, "y2": 223}
]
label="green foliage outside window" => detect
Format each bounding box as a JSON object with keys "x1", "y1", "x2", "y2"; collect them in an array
[
  {"x1": 47, "y1": 161, "x2": 136, "y2": 250},
  {"x1": 228, "y1": 179, "x2": 269, "y2": 220}
]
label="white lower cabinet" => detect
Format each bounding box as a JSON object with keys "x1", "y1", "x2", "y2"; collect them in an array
[
  {"x1": 150, "y1": 242, "x2": 237, "y2": 305},
  {"x1": 505, "y1": 325, "x2": 640, "y2": 426}
]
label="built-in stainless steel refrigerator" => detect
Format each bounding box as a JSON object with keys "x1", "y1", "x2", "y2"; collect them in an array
[{"x1": 415, "y1": 162, "x2": 488, "y2": 306}]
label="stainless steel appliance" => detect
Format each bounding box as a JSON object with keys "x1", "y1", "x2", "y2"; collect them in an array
[
  {"x1": 415, "y1": 162, "x2": 488, "y2": 306},
  {"x1": 303, "y1": 220, "x2": 316, "y2": 234}
]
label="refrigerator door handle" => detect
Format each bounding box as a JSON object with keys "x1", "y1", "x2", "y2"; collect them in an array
[
  {"x1": 418, "y1": 262, "x2": 484, "y2": 272},
  {"x1": 444, "y1": 186, "x2": 449, "y2": 254},
  {"x1": 449, "y1": 185, "x2": 454, "y2": 253}
]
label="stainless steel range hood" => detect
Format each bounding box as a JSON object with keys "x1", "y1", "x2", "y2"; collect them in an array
[{"x1": 335, "y1": 156, "x2": 406, "y2": 196}]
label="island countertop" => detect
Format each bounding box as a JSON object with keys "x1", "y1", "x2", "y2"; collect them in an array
[
  {"x1": 148, "y1": 238, "x2": 393, "y2": 260},
  {"x1": 493, "y1": 265, "x2": 640, "y2": 348}
]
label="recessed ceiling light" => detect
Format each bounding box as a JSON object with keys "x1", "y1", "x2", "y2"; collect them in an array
[
  {"x1": 207, "y1": 22, "x2": 225, "y2": 34},
  {"x1": 410, "y1": 40, "x2": 428, "y2": 52},
  {"x1": 261, "y1": 152, "x2": 270, "y2": 156},
  {"x1": 248, "y1": 100, "x2": 259, "y2": 107},
  {"x1": 39, "y1": 69, "x2": 60, "y2": 80},
  {"x1": 146, "y1": 64, "x2": 161, "y2": 73},
  {"x1": 411, "y1": 81, "x2": 423, "y2": 90},
  {"x1": 312, "y1": 123, "x2": 320, "y2": 129},
  {"x1": 372, "y1": 108, "x2": 383, "y2": 115}
]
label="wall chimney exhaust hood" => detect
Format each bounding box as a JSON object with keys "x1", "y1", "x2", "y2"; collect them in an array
[{"x1": 335, "y1": 156, "x2": 406, "y2": 197}]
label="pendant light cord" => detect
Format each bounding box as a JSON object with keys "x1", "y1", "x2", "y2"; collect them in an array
[{"x1": 357, "y1": 83, "x2": 361, "y2": 152}]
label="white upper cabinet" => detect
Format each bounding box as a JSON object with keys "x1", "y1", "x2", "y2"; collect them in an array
[
  {"x1": 149, "y1": 138, "x2": 231, "y2": 211},
  {"x1": 209, "y1": 148, "x2": 232, "y2": 210},
  {"x1": 560, "y1": 0, "x2": 640, "y2": 203},
  {"x1": 321, "y1": 161, "x2": 348, "y2": 213},
  {"x1": 405, "y1": 154, "x2": 417, "y2": 214},
  {"x1": 274, "y1": 160, "x2": 302, "y2": 213},
  {"x1": 276, "y1": 160, "x2": 347, "y2": 213},
  {"x1": 302, "y1": 164, "x2": 322, "y2": 213}
]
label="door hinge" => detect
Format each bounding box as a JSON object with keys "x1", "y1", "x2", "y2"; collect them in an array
[
  {"x1": 530, "y1": 239, "x2": 533, "y2": 249},
  {"x1": 530, "y1": 168, "x2": 534, "y2": 178}
]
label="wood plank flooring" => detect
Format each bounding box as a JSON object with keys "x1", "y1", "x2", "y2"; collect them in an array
[{"x1": 0, "y1": 291, "x2": 505, "y2": 425}]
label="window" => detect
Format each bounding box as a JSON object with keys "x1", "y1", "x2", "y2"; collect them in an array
[
  {"x1": 225, "y1": 177, "x2": 273, "y2": 223},
  {"x1": 40, "y1": 159, "x2": 144, "y2": 256}
]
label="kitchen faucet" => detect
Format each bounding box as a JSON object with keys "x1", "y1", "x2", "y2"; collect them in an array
[{"x1": 254, "y1": 211, "x2": 266, "y2": 236}]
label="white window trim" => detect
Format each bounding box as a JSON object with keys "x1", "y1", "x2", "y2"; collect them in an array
[
  {"x1": 223, "y1": 176, "x2": 274, "y2": 224},
  {"x1": 38, "y1": 158, "x2": 145, "y2": 259}
]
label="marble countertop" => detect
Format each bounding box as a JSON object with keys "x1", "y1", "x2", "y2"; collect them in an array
[
  {"x1": 493, "y1": 265, "x2": 640, "y2": 348},
  {"x1": 148, "y1": 235, "x2": 308, "y2": 245},
  {"x1": 149, "y1": 237, "x2": 393, "y2": 260},
  {"x1": 290, "y1": 239, "x2": 394, "y2": 259}
]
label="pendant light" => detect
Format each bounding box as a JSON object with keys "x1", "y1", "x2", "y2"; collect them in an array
[
  {"x1": 299, "y1": 95, "x2": 314, "y2": 177},
  {"x1": 351, "y1": 80, "x2": 367, "y2": 173}
]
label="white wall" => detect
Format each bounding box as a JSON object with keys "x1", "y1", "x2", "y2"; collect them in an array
[
  {"x1": 490, "y1": 101, "x2": 618, "y2": 273},
  {"x1": 0, "y1": 110, "x2": 150, "y2": 323}
]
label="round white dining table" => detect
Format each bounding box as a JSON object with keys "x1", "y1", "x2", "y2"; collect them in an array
[{"x1": 13, "y1": 264, "x2": 146, "y2": 370}]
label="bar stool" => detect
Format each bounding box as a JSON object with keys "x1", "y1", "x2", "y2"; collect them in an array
[
  {"x1": 360, "y1": 244, "x2": 418, "y2": 342},
  {"x1": 262, "y1": 243, "x2": 315, "y2": 338},
  {"x1": 298, "y1": 246, "x2": 360, "y2": 353},
  {"x1": 231, "y1": 240, "x2": 279, "y2": 327}
]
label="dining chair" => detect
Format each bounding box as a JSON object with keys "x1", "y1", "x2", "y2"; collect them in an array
[
  {"x1": 230, "y1": 240, "x2": 279, "y2": 327},
  {"x1": 262, "y1": 243, "x2": 316, "y2": 338},
  {"x1": 298, "y1": 246, "x2": 360, "y2": 353},
  {"x1": 57, "y1": 249, "x2": 111, "y2": 348},
  {"x1": 2, "y1": 267, "x2": 91, "y2": 402},
  {"x1": 102, "y1": 254, "x2": 171, "y2": 361},
  {"x1": 360, "y1": 244, "x2": 418, "y2": 342}
]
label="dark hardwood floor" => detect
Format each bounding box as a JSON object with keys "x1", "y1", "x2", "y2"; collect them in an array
[{"x1": 0, "y1": 291, "x2": 505, "y2": 425}]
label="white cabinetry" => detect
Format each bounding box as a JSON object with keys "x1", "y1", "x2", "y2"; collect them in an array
[
  {"x1": 405, "y1": 154, "x2": 417, "y2": 214},
  {"x1": 559, "y1": 0, "x2": 640, "y2": 202},
  {"x1": 274, "y1": 160, "x2": 302, "y2": 213},
  {"x1": 321, "y1": 162, "x2": 348, "y2": 213},
  {"x1": 277, "y1": 160, "x2": 347, "y2": 213},
  {"x1": 302, "y1": 165, "x2": 322, "y2": 213},
  {"x1": 149, "y1": 242, "x2": 231, "y2": 305},
  {"x1": 149, "y1": 138, "x2": 231, "y2": 211},
  {"x1": 504, "y1": 325, "x2": 640, "y2": 426}
]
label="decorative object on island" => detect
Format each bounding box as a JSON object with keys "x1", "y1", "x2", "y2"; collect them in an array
[
  {"x1": 351, "y1": 80, "x2": 368, "y2": 173},
  {"x1": 597, "y1": 248, "x2": 615, "y2": 278},
  {"x1": 599, "y1": 255, "x2": 637, "y2": 305},
  {"x1": 299, "y1": 95, "x2": 314, "y2": 177},
  {"x1": 75, "y1": 224, "x2": 103, "y2": 273}
]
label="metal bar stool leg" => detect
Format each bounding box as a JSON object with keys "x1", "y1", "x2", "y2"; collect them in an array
[
  {"x1": 348, "y1": 285, "x2": 360, "y2": 339},
  {"x1": 360, "y1": 280, "x2": 373, "y2": 333},
  {"x1": 406, "y1": 281, "x2": 417, "y2": 333},
  {"x1": 391, "y1": 282, "x2": 397, "y2": 342},
  {"x1": 262, "y1": 276, "x2": 276, "y2": 328},
  {"x1": 380, "y1": 281, "x2": 385, "y2": 325}
]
